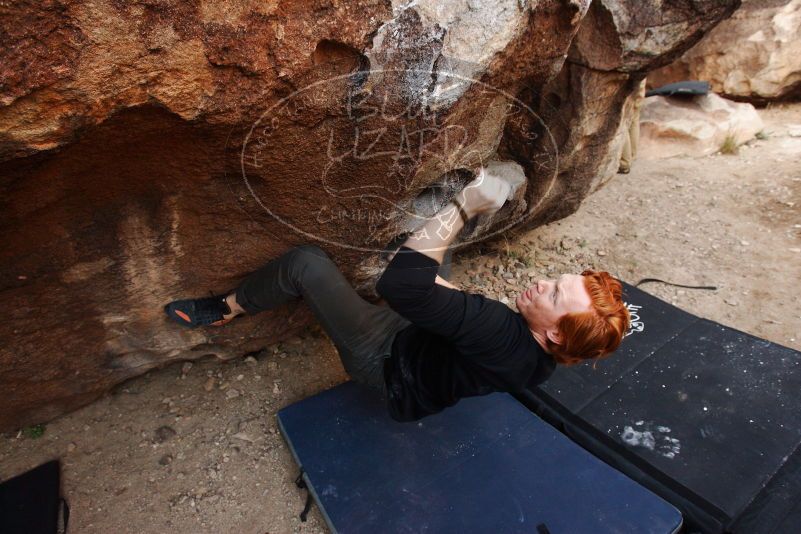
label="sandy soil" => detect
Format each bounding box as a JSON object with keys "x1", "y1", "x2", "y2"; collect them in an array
[{"x1": 1, "y1": 103, "x2": 799, "y2": 533}]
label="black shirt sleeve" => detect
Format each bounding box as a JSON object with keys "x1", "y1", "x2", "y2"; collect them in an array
[{"x1": 376, "y1": 246, "x2": 521, "y2": 359}]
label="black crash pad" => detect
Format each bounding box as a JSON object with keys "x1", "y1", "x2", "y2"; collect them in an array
[
  {"x1": 645, "y1": 81, "x2": 711, "y2": 98},
  {"x1": 517, "y1": 283, "x2": 801, "y2": 534}
]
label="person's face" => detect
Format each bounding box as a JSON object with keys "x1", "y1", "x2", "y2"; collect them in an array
[{"x1": 515, "y1": 273, "x2": 593, "y2": 344}]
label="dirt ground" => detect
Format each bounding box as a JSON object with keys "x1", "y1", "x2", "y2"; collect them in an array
[{"x1": 1, "y1": 103, "x2": 799, "y2": 533}]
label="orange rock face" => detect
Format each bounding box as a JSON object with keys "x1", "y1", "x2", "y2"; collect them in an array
[{"x1": 0, "y1": 0, "x2": 737, "y2": 431}]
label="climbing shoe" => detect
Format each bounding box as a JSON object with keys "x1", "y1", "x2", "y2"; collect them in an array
[{"x1": 164, "y1": 293, "x2": 233, "y2": 327}]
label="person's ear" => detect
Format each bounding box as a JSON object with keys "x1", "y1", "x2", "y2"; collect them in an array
[{"x1": 546, "y1": 328, "x2": 562, "y2": 346}]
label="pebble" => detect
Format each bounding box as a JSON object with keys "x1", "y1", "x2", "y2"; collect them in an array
[
  {"x1": 225, "y1": 388, "x2": 240, "y2": 400},
  {"x1": 181, "y1": 362, "x2": 193, "y2": 375},
  {"x1": 159, "y1": 454, "x2": 173, "y2": 466},
  {"x1": 244, "y1": 356, "x2": 258, "y2": 365},
  {"x1": 154, "y1": 426, "x2": 176, "y2": 443},
  {"x1": 597, "y1": 250, "x2": 607, "y2": 257},
  {"x1": 67, "y1": 442, "x2": 77, "y2": 453},
  {"x1": 204, "y1": 377, "x2": 215, "y2": 392},
  {"x1": 236, "y1": 374, "x2": 244, "y2": 381}
]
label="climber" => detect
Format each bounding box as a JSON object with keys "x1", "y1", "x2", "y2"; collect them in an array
[{"x1": 164, "y1": 167, "x2": 630, "y2": 422}]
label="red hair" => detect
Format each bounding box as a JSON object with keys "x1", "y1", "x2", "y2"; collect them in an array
[{"x1": 545, "y1": 270, "x2": 630, "y2": 366}]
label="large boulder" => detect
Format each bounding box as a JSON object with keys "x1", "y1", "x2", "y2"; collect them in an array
[
  {"x1": 638, "y1": 93, "x2": 764, "y2": 158},
  {"x1": 0, "y1": 0, "x2": 738, "y2": 431},
  {"x1": 504, "y1": 0, "x2": 741, "y2": 221},
  {"x1": 648, "y1": 0, "x2": 801, "y2": 103}
]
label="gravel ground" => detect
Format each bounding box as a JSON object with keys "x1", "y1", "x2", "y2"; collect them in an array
[{"x1": 1, "y1": 103, "x2": 799, "y2": 534}]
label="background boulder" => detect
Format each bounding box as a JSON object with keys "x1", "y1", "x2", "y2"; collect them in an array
[
  {"x1": 639, "y1": 93, "x2": 764, "y2": 158},
  {"x1": 0, "y1": 0, "x2": 738, "y2": 431},
  {"x1": 648, "y1": 0, "x2": 801, "y2": 103}
]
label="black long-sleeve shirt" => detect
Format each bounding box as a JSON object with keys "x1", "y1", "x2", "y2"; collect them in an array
[{"x1": 376, "y1": 246, "x2": 556, "y2": 422}]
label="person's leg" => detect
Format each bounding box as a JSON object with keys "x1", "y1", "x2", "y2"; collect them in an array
[
  {"x1": 618, "y1": 132, "x2": 632, "y2": 174},
  {"x1": 233, "y1": 244, "x2": 410, "y2": 395}
]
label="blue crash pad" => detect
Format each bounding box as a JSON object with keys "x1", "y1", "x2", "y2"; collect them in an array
[{"x1": 277, "y1": 381, "x2": 683, "y2": 533}]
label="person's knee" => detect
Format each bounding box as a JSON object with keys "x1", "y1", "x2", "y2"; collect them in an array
[{"x1": 290, "y1": 244, "x2": 334, "y2": 280}]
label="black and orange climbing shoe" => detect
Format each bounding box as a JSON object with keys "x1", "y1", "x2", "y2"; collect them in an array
[{"x1": 164, "y1": 293, "x2": 233, "y2": 327}]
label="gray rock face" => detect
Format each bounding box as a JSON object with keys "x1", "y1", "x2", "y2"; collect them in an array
[{"x1": 0, "y1": 0, "x2": 736, "y2": 431}]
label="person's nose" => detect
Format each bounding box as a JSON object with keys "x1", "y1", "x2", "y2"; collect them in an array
[{"x1": 537, "y1": 279, "x2": 553, "y2": 294}]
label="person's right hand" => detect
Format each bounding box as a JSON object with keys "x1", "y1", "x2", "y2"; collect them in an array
[{"x1": 455, "y1": 167, "x2": 512, "y2": 219}]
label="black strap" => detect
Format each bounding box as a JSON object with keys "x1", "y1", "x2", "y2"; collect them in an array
[
  {"x1": 59, "y1": 497, "x2": 70, "y2": 533},
  {"x1": 293, "y1": 469, "x2": 314, "y2": 522},
  {"x1": 299, "y1": 493, "x2": 313, "y2": 522},
  {"x1": 634, "y1": 277, "x2": 717, "y2": 291},
  {"x1": 294, "y1": 469, "x2": 306, "y2": 489},
  {"x1": 536, "y1": 523, "x2": 551, "y2": 534}
]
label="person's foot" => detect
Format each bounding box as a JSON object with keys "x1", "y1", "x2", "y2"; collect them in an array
[{"x1": 164, "y1": 293, "x2": 238, "y2": 327}]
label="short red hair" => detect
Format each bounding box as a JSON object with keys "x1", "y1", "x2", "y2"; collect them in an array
[{"x1": 545, "y1": 270, "x2": 630, "y2": 366}]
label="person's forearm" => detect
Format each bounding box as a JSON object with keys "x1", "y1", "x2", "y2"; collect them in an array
[{"x1": 401, "y1": 200, "x2": 466, "y2": 264}]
